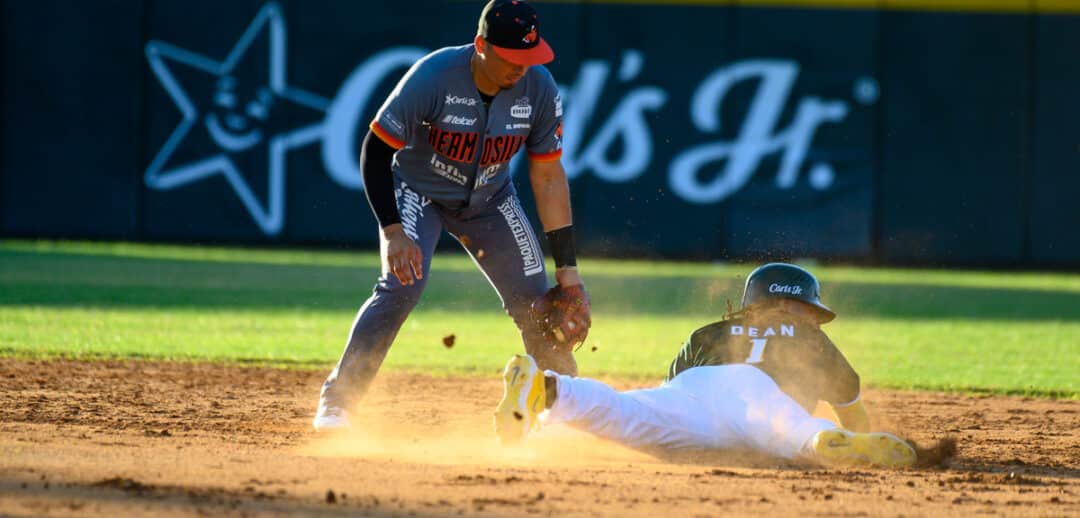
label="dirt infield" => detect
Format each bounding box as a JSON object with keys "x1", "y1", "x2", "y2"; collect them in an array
[{"x1": 0, "y1": 359, "x2": 1076, "y2": 517}]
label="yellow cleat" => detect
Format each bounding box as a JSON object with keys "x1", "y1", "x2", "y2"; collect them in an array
[
  {"x1": 493, "y1": 354, "x2": 546, "y2": 445},
  {"x1": 812, "y1": 429, "x2": 917, "y2": 468}
]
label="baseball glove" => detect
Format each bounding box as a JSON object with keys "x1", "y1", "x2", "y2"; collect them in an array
[{"x1": 531, "y1": 284, "x2": 591, "y2": 349}]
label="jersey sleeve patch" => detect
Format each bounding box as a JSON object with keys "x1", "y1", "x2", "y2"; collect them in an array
[{"x1": 525, "y1": 69, "x2": 564, "y2": 159}]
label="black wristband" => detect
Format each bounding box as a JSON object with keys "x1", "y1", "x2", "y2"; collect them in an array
[{"x1": 545, "y1": 225, "x2": 577, "y2": 268}]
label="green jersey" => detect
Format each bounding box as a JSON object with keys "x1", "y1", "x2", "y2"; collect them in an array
[{"x1": 667, "y1": 311, "x2": 860, "y2": 413}]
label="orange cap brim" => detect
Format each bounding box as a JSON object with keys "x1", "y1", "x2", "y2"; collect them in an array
[{"x1": 490, "y1": 37, "x2": 554, "y2": 66}]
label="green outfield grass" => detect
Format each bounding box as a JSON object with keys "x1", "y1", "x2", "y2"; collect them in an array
[{"x1": 0, "y1": 240, "x2": 1077, "y2": 397}]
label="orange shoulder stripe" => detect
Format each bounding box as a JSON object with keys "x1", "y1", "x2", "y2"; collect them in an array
[
  {"x1": 527, "y1": 149, "x2": 563, "y2": 163},
  {"x1": 369, "y1": 121, "x2": 406, "y2": 150}
]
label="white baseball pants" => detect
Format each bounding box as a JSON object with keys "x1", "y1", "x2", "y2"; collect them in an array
[{"x1": 542, "y1": 364, "x2": 836, "y2": 459}]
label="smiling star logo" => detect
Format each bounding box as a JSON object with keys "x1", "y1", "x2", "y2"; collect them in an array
[{"x1": 144, "y1": 2, "x2": 328, "y2": 236}]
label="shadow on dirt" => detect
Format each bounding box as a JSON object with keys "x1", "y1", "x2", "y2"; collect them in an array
[{"x1": 0, "y1": 476, "x2": 436, "y2": 518}]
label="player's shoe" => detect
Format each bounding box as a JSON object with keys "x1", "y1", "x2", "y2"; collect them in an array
[
  {"x1": 811, "y1": 429, "x2": 917, "y2": 468},
  {"x1": 493, "y1": 354, "x2": 546, "y2": 445},
  {"x1": 312, "y1": 402, "x2": 350, "y2": 433}
]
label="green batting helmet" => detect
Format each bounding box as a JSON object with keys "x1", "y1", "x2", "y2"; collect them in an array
[{"x1": 740, "y1": 263, "x2": 836, "y2": 323}]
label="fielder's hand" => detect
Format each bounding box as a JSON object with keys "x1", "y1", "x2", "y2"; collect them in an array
[
  {"x1": 382, "y1": 224, "x2": 423, "y2": 286},
  {"x1": 531, "y1": 283, "x2": 591, "y2": 350}
]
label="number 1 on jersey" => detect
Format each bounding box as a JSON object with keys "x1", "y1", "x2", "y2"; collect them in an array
[{"x1": 745, "y1": 338, "x2": 768, "y2": 364}]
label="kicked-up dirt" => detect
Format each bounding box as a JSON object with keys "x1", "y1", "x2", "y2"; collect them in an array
[{"x1": 0, "y1": 359, "x2": 1076, "y2": 517}]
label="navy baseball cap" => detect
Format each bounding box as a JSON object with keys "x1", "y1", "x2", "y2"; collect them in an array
[{"x1": 477, "y1": 0, "x2": 554, "y2": 66}]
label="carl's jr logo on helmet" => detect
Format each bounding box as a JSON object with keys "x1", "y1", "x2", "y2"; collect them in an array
[{"x1": 769, "y1": 283, "x2": 803, "y2": 295}]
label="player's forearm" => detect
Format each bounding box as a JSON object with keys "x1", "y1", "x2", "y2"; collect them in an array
[
  {"x1": 360, "y1": 130, "x2": 401, "y2": 228},
  {"x1": 528, "y1": 160, "x2": 573, "y2": 231},
  {"x1": 529, "y1": 159, "x2": 582, "y2": 286}
]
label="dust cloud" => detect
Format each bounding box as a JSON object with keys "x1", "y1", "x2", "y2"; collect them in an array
[{"x1": 299, "y1": 407, "x2": 655, "y2": 468}]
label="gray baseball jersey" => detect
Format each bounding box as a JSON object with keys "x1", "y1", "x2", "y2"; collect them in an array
[{"x1": 370, "y1": 44, "x2": 564, "y2": 209}]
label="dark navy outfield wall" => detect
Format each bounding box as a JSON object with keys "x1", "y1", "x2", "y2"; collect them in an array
[{"x1": 2, "y1": 0, "x2": 1078, "y2": 267}]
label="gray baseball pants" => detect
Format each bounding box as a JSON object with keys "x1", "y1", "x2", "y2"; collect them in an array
[{"x1": 319, "y1": 179, "x2": 577, "y2": 410}]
